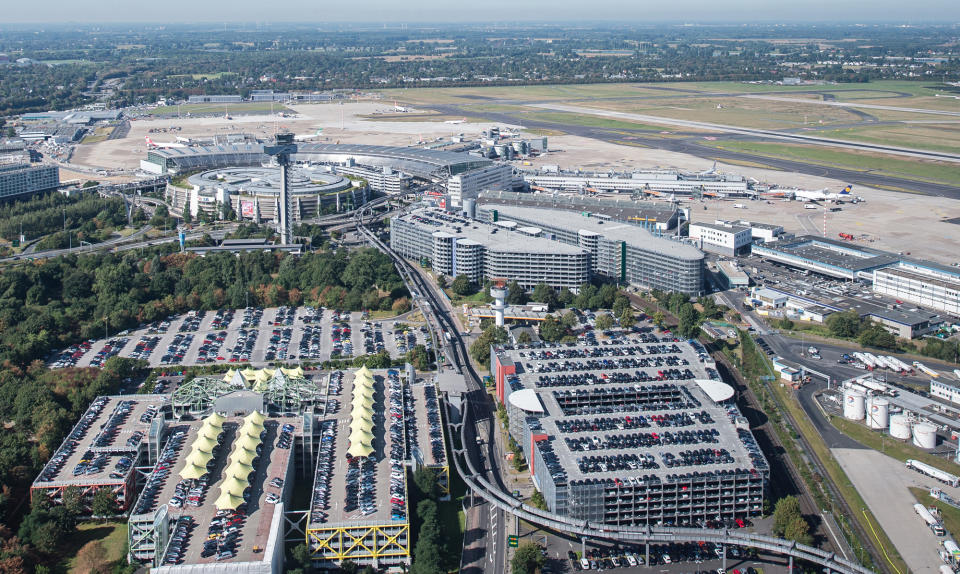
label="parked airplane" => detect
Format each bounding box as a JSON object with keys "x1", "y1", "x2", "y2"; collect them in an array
[
  {"x1": 792, "y1": 185, "x2": 854, "y2": 202},
  {"x1": 294, "y1": 129, "x2": 324, "y2": 141},
  {"x1": 444, "y1": 118, "x2": 467, "y2": 124},
  {"x1": 145, "y1": 136, "x2": 186, "y2": 149}
]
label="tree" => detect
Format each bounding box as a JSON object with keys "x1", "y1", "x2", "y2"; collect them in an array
[
  {"x1": 826, "y1": 310, "x2": 862, "y2": 338},
  {"x1": 619, "y1": 307, "x2": 636, "y2": 329},
  {"x1": 62, "y1": 486, "x2": 85, "y2": 517},
  {"x1": 91, "y1": 488, "x2": 117, "y2": 517},
  {"x1": 469, "y1": 324, "x2": 509, "y2": 367},
  {"x1": 612, "y1": 294, "x2": 630, "y2": 317},
  {"x1": 506, "y1": 280, "x2": 527, "y2": 305},
  {"x1": 436, "y1": 275, "x2": 447, "y2": 289},
  {"x1": 772, "y1": 495, "x2": 802, "y2": 537},
  {"x1": 413, "y1": 466, "x2": 440, "y2": 500},
  {"x1": 511, "y1": 541, "x2": 545, "y2": 574},
  {"x1": 539, "y1": 315, "x2": 565, "y2": 342},
  {"x1": 560, "y1": 311, "x2": 579, "y2": 329},
  {"x1": 516, "y1": 331, "x2": 532, "y2": 344},
  {"x1": 74, "y1": 541, "x2": 111, "y2": 574},
  {"x1": 531, "y1": 283, "x2": 558, "y2": 310},
  {"x1": 451, "y1": 274, "x2": 473, "y2": 296},
  {"x1": 858, "y1": 325, "x2": 897, "y2": 350},
  {"x1": 677, "y1": 304, "x2": 701, "y2": 339},
  {"x1": 530, "y1": 489, "x2": 548, "y2": 510},
  {"x1": 340, "y1": 560, "x2": 359, "y2": 574},
  {"x1": 595, "y1": 313, "x2": 614, "y2": 331},
  {"x1": 653, "y1": 311, "x2": 665, "y2": 329},
  {"x1": 784, "y1": 515, "x2": 814, "y2": 546}
]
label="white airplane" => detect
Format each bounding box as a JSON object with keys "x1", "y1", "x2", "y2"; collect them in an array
[
  {"x1": 444, "y1": 118, "x2": 467, "y2": 124},
  {"x1": 294, "y1": 129, "x2": 324, "y2": 142},
  {"x1": 791, "y1": 185, "x2": 855, "y2": 202},
  {"x1": 393, "y1": 101, "x2": 410, "y2": 113},
  {"x1": 145, "y1": 136, "x2": 186, "y2": 149}
]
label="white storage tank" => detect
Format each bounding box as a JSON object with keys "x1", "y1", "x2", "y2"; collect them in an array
[
  {"x1": 914, "y1": 423, "x2": 938, "y2": 449},
  {"x1": 843, "y1": 387, "x2": 866, "y2": 421},
  {"x1": 868, "y1": 398, "x2": 890, "y2": 430},
  {"x1": 890, "y1": 414, "x2": 913, "y2": 440}
]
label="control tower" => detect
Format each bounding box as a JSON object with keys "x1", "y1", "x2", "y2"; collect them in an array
[
  {"x1": 489, "y1": 278, "x2": 508, "y2": 327},
  {"x1": 263, "y1": 133, "x2": 298, "y2": 245}
]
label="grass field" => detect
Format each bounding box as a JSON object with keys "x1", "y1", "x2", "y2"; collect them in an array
[
  {"x1": 61, "y1": 521, "x2": 127, "y2": 574},
  {"x1": 146, "y1": 102, "x2": 290, "y2": 116},
  {"x1": 702, "y1": 140, "x2": 960, "y2": 185},
  {"x1": 820, "y1": 123, "x2": 960, "y2": 155},
  {"x1": 81, "y1": 125, "x2": 115, "y2": 144}
]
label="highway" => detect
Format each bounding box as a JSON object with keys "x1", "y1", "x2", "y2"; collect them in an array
[
  {"x1": 427, "y1": 103, "x2": 960, "y2": 200},
  {"x1": 353, "y1": 210, "x2": 878, "y2": 574}
]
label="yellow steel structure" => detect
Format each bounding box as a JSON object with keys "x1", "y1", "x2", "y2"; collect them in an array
[
  {"x1": 307, "y1": 522, "x2": 410, "y2": 564},
  {"x1": 430, "y1": 464, "x2": 450, "y2": 496}
]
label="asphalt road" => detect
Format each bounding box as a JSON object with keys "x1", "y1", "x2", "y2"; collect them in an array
[{"x1": 429, "y1": 103, "x2": 960, "y2": 199}]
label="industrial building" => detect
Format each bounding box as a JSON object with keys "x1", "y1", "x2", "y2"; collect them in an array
[
  {"x1": 0, "y1": 163, "x2": 60, "y2": 201},
  {"x1": 477, "y1": 204, "x2": 705, "y2": 295},
  {"x1": 873, "y1": 261, "x2": 960, "y2": 316},
  {"x1": 491, "y1": 335, "x2": 768, "y2": 527},
  {"x1": 522, "y1": 168, "x2": 750, "y2": 197},
  {"x1": 445, "y1": 163, "x2": 513, "y2": 208},
  {"x1": 165, "y1": 166, "x2": 355, "y2": 221},
  {"x1": 390, "y1": 208, "x2": 591, "y2": 290},
  {"x1": 739, "y1": 221, "x2": 785, "y2": 244},
  {"x1": 476, "y1": 189, "x2": 680, "y2": 231},
  {"x1": 689, "y1": 221, "x2": 753, "y2": 256}
]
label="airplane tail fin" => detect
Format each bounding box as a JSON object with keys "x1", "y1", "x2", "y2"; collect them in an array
[{"x1": 841, "y1": 185, "x2": 853, "y2": 194}]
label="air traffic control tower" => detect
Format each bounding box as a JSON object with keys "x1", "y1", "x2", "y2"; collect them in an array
[{"x1": 264, "y1": 133, "x2": 298, "y2": 245}]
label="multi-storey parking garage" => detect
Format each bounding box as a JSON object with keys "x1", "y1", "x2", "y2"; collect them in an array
[
  {"x1": 491, "y1": 332, "x2": 768, "y2": 527},
  {"x1": 390, "y1": 207, "x2": 591, "y2": 290},
  {"x1": 477, "y1": 204, "x2": 705, "y2": 295},
  {"x1": 31, "y1": 395, "x2": 169, "y2": 514}
]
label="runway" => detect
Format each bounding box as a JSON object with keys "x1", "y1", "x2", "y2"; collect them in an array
[{"x1": 428, "y1": 103, "x2": 960, "y2": 200}]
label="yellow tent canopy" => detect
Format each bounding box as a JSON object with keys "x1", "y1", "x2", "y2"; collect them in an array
[
  {"x1": 204, "y1": 412, "x2": 225, "y2": 428},
  {"x1": 349, "y1": 427, "x2": 374, "y2": 445},
  {"x1": 221, "y1": 476, "x2": 249, "y2": 497},
  {"x1": 244, "y1": 410, "x2": 266, "y2": 426},
  {"x1": 237, "y1": 433, "x2": 262, "y2": 453},
  {"x1": 351, "y1": 405, "x2": 373, "y2": 421},
  {"x1": 186, "y1": 449, "x2": 214, "y2": 468},
  {"x1": 351, "y1": 394, "x2": 373, "y2": 409},
  {"x1": 225, "y1": 460, "x2": 253, "y2": 479},
  {"x1": 178, "y1": 463, "x2": 208, "y2": 480},
  {"x1": 355, "y1": 365, "x2": 374, "y2": 379},
  {"x1": 197, "y1": 424, "x2": 220, "y2": 442},
  {"x1": 214, "y1": 491, "x2": 245, "y2": 510},
  {"x1": 233, "y1": 446, "x2": 258, "y2": 467},
  {"x1": 349, "y1": 417, "x2": 374, "y2": 433},
  {"x1": 192, "y1": 434, "x2": 218, "y2": 454},
  {"x1": 348, "y1": 441, "x2": 374, "y2": 458},
  {"x1": 353, "y1": 385, "x2": 374, "y2": 401}
]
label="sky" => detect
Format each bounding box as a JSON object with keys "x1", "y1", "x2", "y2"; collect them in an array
[{"x1": 3, "y1": 0, "x2": 958, "y2": 24}]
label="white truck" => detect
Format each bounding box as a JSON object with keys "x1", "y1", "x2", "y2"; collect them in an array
[
  {"x1": 916, "y1": 503, "x2": 946, "y2": 536},
  {"x1": 907, "y1": 459, "x2": 960, "y2": 487},
  {"x1": 915, "y1": 361, "x2": 940, "y2": 378}
]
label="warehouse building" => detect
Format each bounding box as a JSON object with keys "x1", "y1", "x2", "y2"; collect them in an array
[
  {"x1": 477, "y1": 205, "x2": 704, "y2": 295},
  {"x1": 390, "y1": 208, "x2": 590, "y2": 290},
  {"x1": 689, "y1": 221, "x2": 753, "y2": 256},
  {"x1": 0, "y1": 163, "x2": 60, "y2": 201},
  {"x1": 446, "y1": 163, "x2": 513, "y2": 208},
  {"x1": 751, "y1": 235, "x2": 899, "y2": 280},
  {"x1": 491, "y1": 335, "x2": 768, "y2": 527},
  {"x1": 873, "y1": 260, "x2": 960, "y2": 316}
]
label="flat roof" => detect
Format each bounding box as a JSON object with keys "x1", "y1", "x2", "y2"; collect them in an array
[
  {"x1": 690, "y1": 221, "x2": 751, "y2": 234},
  {"x1": 401, "y1": 208, "x2": 587, "y2": 255},
  {"x1": 498, "y1": 335, "x2": 764, "y2": 484},
  {"x1": 33, "y1": 395, "x2": 168, "y2": 488},
  {"x1": 308, "y1": 370, "x2": 409, "y2": 527},
  {"x1": 150, "y1": 415, "x2": 297, "y2": 566},
  {"x1": 754, "y1": 235, "x2": 899, "y2": 273},
  {"x1": 479, "y1": 204, "x2": 703, "y2": 260},
  {"x1": 878, "y1": 265, "x2": 960, "y2": 291}
]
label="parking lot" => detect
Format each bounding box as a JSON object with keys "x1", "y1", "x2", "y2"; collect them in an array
[{"x1": 53, "y1": 307, "x2": 427, "y2": 369}]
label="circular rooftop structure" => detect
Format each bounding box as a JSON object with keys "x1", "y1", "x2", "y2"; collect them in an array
[
  {"x1": 187, "y1": 166, "x2": 351, "y2": 198},
  {"x1": 508, "y1": 388, "x2": 544, "y2": 413},
  {"x1": 695, "y1": 379, "x2": 735, "y2": 403}
]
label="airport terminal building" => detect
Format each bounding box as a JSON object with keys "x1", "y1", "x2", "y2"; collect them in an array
[{"x1": 476, "y1": 204, "x2": 705, "y2": 295}]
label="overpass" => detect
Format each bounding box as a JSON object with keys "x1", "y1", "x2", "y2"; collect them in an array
[{"x1": 353, "y1": 210, "x2": 876, "y2": 574}]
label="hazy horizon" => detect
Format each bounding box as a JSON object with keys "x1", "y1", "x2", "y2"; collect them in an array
[{"x1": 2, "y1": 0, "x2": 958, "y2": 25}]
